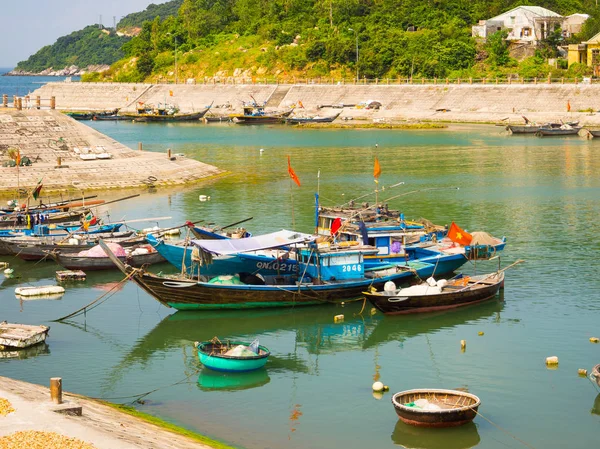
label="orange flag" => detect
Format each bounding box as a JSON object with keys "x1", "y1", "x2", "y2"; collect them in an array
[
  {"x1": 169, "y1": 90, "x2": 174, "y2": 97},
  {"x1": 374, "y1": 157, "x2": 381, "y2": 179},
  {"x1": 447, "y1": 222, "x2": 473, "y2": 246},
  {"x1": 14, "y1": 150, "x2": 21, "y2": 166},
  {"x1": 567, "y1": 100, "x2": 571, "y2": 112},
  {"x1": 288, "y1": 156, "x2": 301, "y2": 187}
]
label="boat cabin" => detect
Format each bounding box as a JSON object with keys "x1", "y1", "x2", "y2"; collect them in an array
[{"x1": 297, "y1": 244, "x2": 379, "y2": 282}]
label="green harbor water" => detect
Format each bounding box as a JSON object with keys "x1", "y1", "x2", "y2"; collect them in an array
[{"x1": 1, "y1": 121, "x2": 600, "y2": 449}]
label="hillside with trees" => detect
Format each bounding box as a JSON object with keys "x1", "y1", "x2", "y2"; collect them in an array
[
  {"x1": 45, "y1": 1, "x2": 600, "y2": 82},
  {"x1": 15, "y1": 25, "x2": 130, "y2": 73},
  {"x1": 117, "y1": 0, "x2": 184, "y2": 29}
]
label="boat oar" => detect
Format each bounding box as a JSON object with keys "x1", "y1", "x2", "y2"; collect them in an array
[
  {"x1": 457, "y1": 259, "x2": 525, "y2": 292},
  {"x1": 216, "y1": 217, "x2": 254, "y2": 231},
  {"x1": 78, "y1": 194, "x2": 141, "y2": 212},
  {"x1": 150, "y1": 219, "x2": 206, "y2": 238}
]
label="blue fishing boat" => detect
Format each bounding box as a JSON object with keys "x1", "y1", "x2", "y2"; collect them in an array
[
  {"x1": 145, "y1": 232, "x2": 299, "y2": 277},
  {"x1": 194, "y1": 339, "x2": 270, "y2": 372},
  {"x1": 102, "y1": 237, "x2": 433, "y2": 310}
]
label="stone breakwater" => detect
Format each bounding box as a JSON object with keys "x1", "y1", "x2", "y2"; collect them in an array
[
  {"x1": 5, "y1": 65, "x2": 110, "y2": 77},
  {"x1": 0, "y1": 109, "x2": 225, "y2": 194},
  {"x1": 28, "y1": 81, "x2": 600, "y2": 125}
]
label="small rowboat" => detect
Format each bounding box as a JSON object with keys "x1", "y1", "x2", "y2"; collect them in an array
[
  {"x1": 591, "y1": 364, "x2": 600, "y2": 388},
  {"x1": 536, "y1": 126, "x2": 582, "y2": 136},
  {"x1": 194, "y1": 340, "x2": 270, "y2": 372},
  {"x1": 392, "y1": 389, "x2": 480, "y2": 428},
  {"x1": 363, "y1": 272, "x2": 505, "y2": 315},
  {"x1": 0, "y1": 322, "x2": 50, "y2": 350}
]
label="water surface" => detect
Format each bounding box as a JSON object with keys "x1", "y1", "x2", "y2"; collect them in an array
[{"x1": 1, "y1": 122, "x2": 599, "y2": 449}]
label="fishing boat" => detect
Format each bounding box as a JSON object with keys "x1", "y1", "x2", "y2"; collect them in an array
[
  {"x1": 230, "y1": 101, "x2": 294, "y2": 124},
  {"x1": 507, "y1": 117, "x2": 579, "y2": 134},
  {"x1": 49, "y1": 243, "x2": 165, "y2": 271},
  {"x1": 591, "y1": 364, "x2": 600, "y2": 388},
  {"x1": 0, "y1": 322, "x2": 50, "y2": 350},
  {"x1": 194, "y1": 339, "x2": 270, "y2": 372},
  {"x1": 536, "y1": 125, "x2": 582, "y2": 136},
  {"x1": 128, "y1": 102, "x2": 213, "y2": 122},
  {"x1": 286, "y1": 112, "x2": 341, "y2": 124},
  {"x1": 391, "y1": 389, "x2": 481, "y2": 427},
  {"x1": 0, "y1": 209, "x2": 89, "y2": 229},
  {"x1": 66, "y1": 109, "x2": 119, "y2": 121},
  {"x1": 3, "y1": 232, "x2": 142, "y2": 261},
  {"x1": 363, "y1": 271, "x2": 505, "y2": 315},
  {"x1": 100, "y1": 237, "x2": 433, "y2": 310}
]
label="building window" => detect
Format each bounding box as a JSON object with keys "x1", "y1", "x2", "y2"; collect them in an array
[
  {"x1": 510, "y1": 16, "x2": 515, "y2": 25},
  {"x1": 523, "y1": 27, "x2": 531, "y2": 37},
  {"x1": 592, "y1": 49, "x2": 600, "y2": 65}
]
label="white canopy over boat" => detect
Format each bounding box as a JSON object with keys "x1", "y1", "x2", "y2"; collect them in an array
[{"x1": 191, "y1": 230, "x2": 315, "y2": 255}]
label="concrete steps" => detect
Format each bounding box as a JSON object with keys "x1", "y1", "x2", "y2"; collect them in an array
[{"x1": 265, "y1": 85, "x2": 291, "y2": 107}]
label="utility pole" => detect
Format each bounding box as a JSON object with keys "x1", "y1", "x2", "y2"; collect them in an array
[
  {"x1": 113, "y1": 16, "x2": 116, "y2": 31},
  {"x1": 348, "y1": 28, "x2": 359, "y2": 81},
  {"x1": 99, "y1": 15, "x2": 102, "y2": 29}
]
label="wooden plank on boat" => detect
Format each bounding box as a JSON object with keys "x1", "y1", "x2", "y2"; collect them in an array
[
  {"x1": 0, "y1": 322, "x2": 50, "y2": 349},
  {"x1": 56, "y1": 270, "x2": 86, "y2": 282}
]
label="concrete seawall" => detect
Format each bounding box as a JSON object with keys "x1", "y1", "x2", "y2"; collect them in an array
[
  {"x1": 29, "y1": 82, "x2": 600, "y2": 125},
  {"x1": 0, "y1": 109, "x2": 225, "y2": 194}
]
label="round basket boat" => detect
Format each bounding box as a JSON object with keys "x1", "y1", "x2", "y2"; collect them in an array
[
  {"x1": 195, "y1": 340, "x2": 270, "y2": 373},
  {"x1": 391, "y1": 389, "x2": 480, "y2": 428}
]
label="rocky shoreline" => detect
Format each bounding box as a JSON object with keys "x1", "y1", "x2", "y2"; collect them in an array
[{"x1": 3, "y1": 64, "x2": 109, "y2": 77}]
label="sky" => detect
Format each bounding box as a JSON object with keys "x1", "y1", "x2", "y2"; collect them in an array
[{"x1": 0, "y1": 0, "x2": 168, "y2": 68}]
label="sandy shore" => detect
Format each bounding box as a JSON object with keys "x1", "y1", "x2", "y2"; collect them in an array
[{"x1": 0, "y1": 376, "x2": 229, "y2": 449}]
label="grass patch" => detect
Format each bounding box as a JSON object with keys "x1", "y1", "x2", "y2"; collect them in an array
[{"x1": 101, "y1": 402, "x2": 238, "y2": 449}]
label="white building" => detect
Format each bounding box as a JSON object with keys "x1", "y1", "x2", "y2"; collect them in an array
[{"x1": 472, "y1": 6, "x2": 568, "y2": 44}]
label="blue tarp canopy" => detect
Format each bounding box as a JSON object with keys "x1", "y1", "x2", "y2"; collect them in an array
[{"x1": 191, "y1": 230, "x2": 315, "y2": 255}]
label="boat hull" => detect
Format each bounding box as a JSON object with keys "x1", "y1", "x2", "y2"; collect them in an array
[
  {"x1": 51, "y1": 251, "x2": 165, "y2": 271},
  {"x1": 536, "y1": 127, "x2": 582, "y2": 136},
  {"x1": 592, "y1": 364, "x2": 600, "y2": 388},
  {"x1": 364, "y1": 272, "x2": 504, "y2": 315}
]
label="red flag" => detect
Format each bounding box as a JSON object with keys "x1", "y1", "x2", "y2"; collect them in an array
[
  {"x1": 374, "y1": 157, "x2": 381, "y2": 179},
  {"x1": 330, "y1": 217, "x2": 342, "y2": 236},
  {"x1": 287, "y1": 156, "x2": 301, "y2": 187},
  {"x1": 15, "y1": 151, "x2": 21, "y2": 167},
  {"x1": 447, "y1": 222, "x2": 473, "y2": 246}
]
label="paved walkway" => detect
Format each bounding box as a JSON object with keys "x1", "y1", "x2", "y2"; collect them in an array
[{"x1": 0, "y1": 376, "x2": 217, "y2": 449}]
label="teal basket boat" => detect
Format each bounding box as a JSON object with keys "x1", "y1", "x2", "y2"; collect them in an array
[{"x1": 194, "y1": 339, "x2": 270, "y2": 372}]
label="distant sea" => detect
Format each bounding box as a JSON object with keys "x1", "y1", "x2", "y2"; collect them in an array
[{"x1": 0, "y1": 67, "x2": 80, "y2": 96}]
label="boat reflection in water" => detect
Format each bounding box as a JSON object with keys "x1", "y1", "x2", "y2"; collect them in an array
[
  {"x1": 0, "y1": 342, "x2": 50, "y2": 360},
  {"x1": 392, "y1": 420, "x2": 480, "y2": 449},
  {"x1": 197, "y1": 367, "x2": 270, "y2": 392},
  {"x1": 592, "y1": 394, "x2": 600, "y2": 416}
]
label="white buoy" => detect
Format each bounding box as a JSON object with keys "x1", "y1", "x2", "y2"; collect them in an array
[
  {"x1": 15, "y1": 285, "x2": 65, "y2": 297},
  {"x1": 4, "y1": 268, "x2": 14, "y2": 275},
  {"x1": 546, "y1": 356, "x2": 559, "y2": 366},
  {"x1": 259, "y1": 148, "x2": 264, "y2": 153},
  {"x1": 199, "y1": 195, "x2": 211, "y2": 202},
  {"x1": 372, "y1": 381, "x2": 384, "y2": 392},
  {"x1": 384, "y1": 281, "x2": 396, "y2": 292}
]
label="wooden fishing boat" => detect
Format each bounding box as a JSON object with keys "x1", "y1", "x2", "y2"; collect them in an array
[
  {"x1": 100, "y1": 238, "x2": 432, "y2": 310},
  {"x1": 230, "y1": 103, "x2": 293, "y2": 124},
  {"x1": 4, "y1": 232, "x2": 142, "y2": 261},
  {"x1": 0, "y1": 210, "x2": 88, "y2": 229},
  {"x1": 363, "y1": 272, "x2": 504, "y2": 315},
  {"x1": 506, "y1": 124, "x2": 541, "y2": 134},
  {"x1": 0, "y1": 322, "x2": 50, "y2": 350},
  {"x1": 286, "y1": 112, "x2": 341, "y2": 124},
  {"x1": 591, "y1": 364, "x2": 600, "y2": 388},
  {"x1": 133, "y1": 108, "x2": 211, "y2": 122},
  {"x1": 587, "y1": 130, "x2": 600, "y2": 138},
  {"x1": 536, "y1": 126, "x2": 582, "y2": 136},
  {"x1": 49, "y1": 244, "x2": 166, "y2": 271},
  {"x1": 194, "y1": 339, "x2": 270, "y2": 372},
  {"x1": 67, "y1": 109, "x2": 119, "y2": 121},
  {"x1": 391, "y1": 389, "x2": 481, "y2": 427}
]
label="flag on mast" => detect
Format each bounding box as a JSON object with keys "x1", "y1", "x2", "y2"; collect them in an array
[
  {"x1": 288, "y1": 156, "x2": 301, "y2": 187},
  {"x1": 374, "y1": 157, "x2": 381, "y2": 182},
  {"x1": 32, "y1": 179, "x2": 43, "y2": 200}
]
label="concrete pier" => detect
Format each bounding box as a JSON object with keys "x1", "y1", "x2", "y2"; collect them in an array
[
  {"x1": 29, "y1": 81, "x2": 600, "y2": 125},
  {"x1": 0, "y1": 376, "x2": 217, "y2": 448},
  {"x1": 0, "y1": 109, "x2": 225, "y2": 194}
]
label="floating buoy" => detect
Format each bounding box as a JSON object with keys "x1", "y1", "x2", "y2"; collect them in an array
[
  {"x1": 578, "y1": 369, "x2": 588, "y2": 376},
  {"x1": 334, "y1": 314, "x2": 344, "y2": 323},
  {"x1": 383, "y1": 385, "x2": 390, "y2": 391},
  {"x1": 590, "y1": 337, "x2": 599, "y2": 343},
  {"x1": 198, "y1": 195, "x2": 211, "y2": 202},
  {"x1": 4, "y1": 268, "x2": 14, "y2": 275},
  {"x1": 0, "y1": 262, "x2": 9, "y2": 269},
  {"x1": 372, "y1": 381, "x2": 384, "y2": 392},
  {"x1": 341, "y1": 302, "x2": 345, "y2": 306},
  {"x1": 15, "y1": 285, "x2": 65, "y2": 297},
  {"x1": 384, "y1": 281, "x2": 397, "y2": 292},
  {"x1": 478, "y1": 331, "x2": 484, "y2": 336},
  {"x1": 546, "y1": 356, "x2": 559, "y2": 366},
  {"x1": 259, "y1": 148, "x2": 264, "y2": 153},
  {"x1": 460, "y1": 340, "x2": 466, "y2": 351},
  {"x1": 370, "y1": 307, "x2": 377, "y2": 315}
]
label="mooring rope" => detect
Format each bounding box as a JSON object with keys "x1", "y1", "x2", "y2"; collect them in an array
[{"x1": 52, "y1": 271, "x2": 135, "y2": 322}]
